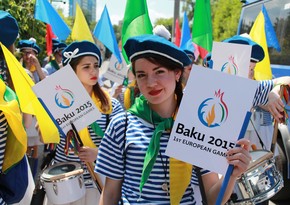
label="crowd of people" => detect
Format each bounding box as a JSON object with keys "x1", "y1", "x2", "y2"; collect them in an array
[{"x1": 0, "y1": 9, "x2": 290, "y2": 205}]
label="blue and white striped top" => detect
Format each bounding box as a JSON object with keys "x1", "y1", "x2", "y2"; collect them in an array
[
  {"x1": 0, "y1": 111, "x2": 8, "y2": 205},
  {"x1": 0, "y1": 111, "x2": 8, "y2": 173},
  {"x1": 95, "y1": 112, "x2": 207, "y2": 204},
  {"x1": 95, "y1": 80, "x2": 274, "y2": 204},
  {"x1": 252, "y1": 80, "x2": 273, "y2": 107},
  {"x1": 53, "y1": 98, "x2": 123, "y2": 188}
]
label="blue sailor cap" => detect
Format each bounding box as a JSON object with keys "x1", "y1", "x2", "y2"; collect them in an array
[
  {"x1": 223, "y1": 35, "x2": 265, "y2": 62},
  {"x1": 203, "y1": 52, "x2": 213, "y2": 69},
  {"x1": 62, "y1": 41, "x2": 102, "y2": 67},
  {"x1": 0, "y1": 10, "x2": 19, "y2": 47},
  {"x1": 180, "y1": 40, "x2": 195, "y2": 61},
  {"x1": 18, "y1": 38, "x2": 41, "y2": 54},
  {"x1": 124, "y1": 34, "x2": 191, "y2": 67},
  {"x1": 52, "y1": 38, "x2": 67, "y2": 53}
]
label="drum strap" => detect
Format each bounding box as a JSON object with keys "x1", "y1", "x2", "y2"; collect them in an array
[
  {"x1": 123, "y1": 111, "x2": 128, "y2": 165},
  {"x1": 195, "y1": 166, "x2": 208, "y2": 205},
  {"x1": 120, "y1": 112, "x2": 128, "y2": 205},
  {"x1": 250, "y1": 118, "x2": 266, "y2": 149}
]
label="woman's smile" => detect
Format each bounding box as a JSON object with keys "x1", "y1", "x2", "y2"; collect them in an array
[{"x1": 149, "y1": 89, "x2": 162, "y2": 96}]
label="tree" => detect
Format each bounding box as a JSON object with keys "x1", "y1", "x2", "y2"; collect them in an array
[
  {"x1": 181, "y1": 0, "x2": 242, "y2": 41},
  {"x1": 181, "y1": 0, "x2": 195, "y2": 21},
  {"x1": 1, "y1": 0, "x2": 47, "y2": 60},
  {"x1": 212, "y1": 0, "x2": 242, "y2": 41}
]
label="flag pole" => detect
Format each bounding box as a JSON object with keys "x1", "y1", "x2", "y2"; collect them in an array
[{"x1": 215, "y1": 111, "x2": 252, "y2": 205}]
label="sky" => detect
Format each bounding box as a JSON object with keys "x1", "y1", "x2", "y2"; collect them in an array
[
  {"x1": 52, "y1": 0, "x2": 181, "y2": 26},
  {"x1": 96, "y1": 0, "x2": 178, "y2": 25}
]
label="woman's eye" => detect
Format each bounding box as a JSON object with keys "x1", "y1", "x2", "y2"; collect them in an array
[
  {"x1": 136, "y1": 74, "x2": 145, "y2": 78},
  {"x1": 156, "y1": 70, "x2": 165, "y2": 74}
]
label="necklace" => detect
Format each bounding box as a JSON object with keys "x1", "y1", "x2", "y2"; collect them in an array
[
  {"x1": 150, "y1": 110, "x2": 169, "y2": 195},
  {"x1": 159, "y1": 150, "x2": 169, "y2": 195}
]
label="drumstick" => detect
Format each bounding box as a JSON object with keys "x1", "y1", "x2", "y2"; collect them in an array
[
  {"x1": 270, "y1": 85, "x2": 285, "y2": 154},
  {"x1": 270, "y1": 119, "x2": 279, "y2": 154},
  {"x1": 85, "y1": 161, "x2": 103, "y2": 192},
  {"x1": 70, "y1": 122, "x2": 103, "y2": 193}
]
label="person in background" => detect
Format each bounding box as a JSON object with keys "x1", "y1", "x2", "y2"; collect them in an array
[
  {"x1": 17, "y1": 38, "x2": 48, "y2": 83},
  {"x1": 43, "y1": 40, "x2": 124, "y2": 205},
  {"x1": 203, "y1": 52, "x2": 213, "y2": 69},
  {"x1": 95, "y1": 34, "x2": 252, "y2": 204},
  {"x1": 223, "y1": 34, "x2": 282, "y2": 205},
  {"x1": 110, "y1": 64, "x2": 136, "y2": 109},
  {"x1": 0, "y1": 10, "x2": 34, "y2": 205},
  {"x1": 202, "y1": 34, "x2": 290, "y2": 205},
  {"x1": 44, "y1": 39, "x2": 67, "y2": 75},
  {"x1": 202, "y1": 41, "x2": 290, "y2": 126},
  {"x1": 223, "y1": 34, "x2": 279, "y2": 155},
  {"x1": 180, "y1": 40, "x2": 196, "y2": 87}
]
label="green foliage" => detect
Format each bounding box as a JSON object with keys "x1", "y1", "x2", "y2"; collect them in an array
[
  {"x1": 1, "y1": 0, "x2": 47, "y2": 60},
  {"x1": 212, "y1": 0, "x2": 242, "y2": 41},
  {"x1": 180, "y1": 0, "x2": 242, "y2": 42}
]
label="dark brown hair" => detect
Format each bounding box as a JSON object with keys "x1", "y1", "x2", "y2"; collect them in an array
[{"x1": 70, "y1": 56, "x2": 110, "y2": 112}]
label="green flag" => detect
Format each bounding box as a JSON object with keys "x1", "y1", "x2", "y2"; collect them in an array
[
  {"x1": 121, "y1": 0, "x2": 153, "y2": 63},
  {"x1": 192, "y1": 0, "x2": 213, "y2": 58}
]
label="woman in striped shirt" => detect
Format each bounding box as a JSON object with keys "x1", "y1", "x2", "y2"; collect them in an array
[
  {"x1": 44, "y1": 41, "x2": 123, "y2": 205},
  {"x1": 95, "y1": 34, "x2": 253, "y2": 205}
]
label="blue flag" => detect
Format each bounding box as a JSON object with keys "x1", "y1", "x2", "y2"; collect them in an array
[
  {"x1": 180, "y1": 12, "x2": 191, "y2": 48},
  {"x1": 262, "y1": 5, "x2": 281, "y2": 52},
  {"x1": 93, "y1": 6, "x2": 122, "y2": 63},
  {"x1": 34, "y1": 0, "x2": 71, "y2": 41}
]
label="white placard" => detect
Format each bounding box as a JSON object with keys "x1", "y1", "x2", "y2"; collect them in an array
[
  {"x1": 211, "y1": 42, "x2": 252, "y2": 78},
  {"x1": 32, "y1": 65, "x2": 102, "y2": 134},
  {"x1": 165, "y1": 65, "x2": 258, "y2": 176},
  {"x1": 103, "y1": 53, "x2": 128, "y2": 84}
]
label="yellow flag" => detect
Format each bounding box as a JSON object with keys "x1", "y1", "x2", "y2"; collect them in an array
[
  {"x1": 71, "y1": 3, "x2": 94, "y2": 42},
  {"x1": 249, "y1": 11, "x2": 272, "y2": 80},
  {"x1": 1, "y1": 43, "x2": 60, "y2": 143},
  {"x1": 0, "y1": 80, "x2": 27, "y2": 172}
]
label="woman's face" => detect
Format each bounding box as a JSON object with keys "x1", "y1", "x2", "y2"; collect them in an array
[
  {"x1": 134, "y1": 58, "x2": 181, "y2": 106},
  {"x1": 75, "y1": 56, "x2": 99, "y2": 91},
  {"x1": 21, "y1": 48, "x2": 36, "y2": 65}
]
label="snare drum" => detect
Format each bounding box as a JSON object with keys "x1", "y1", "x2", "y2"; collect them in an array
[
  {"x1": 227, "y1": 150, "x2": 283, "y2": 205},
  {"x1": 41, "y1": 162, "x2": 86, "y2": 204}
]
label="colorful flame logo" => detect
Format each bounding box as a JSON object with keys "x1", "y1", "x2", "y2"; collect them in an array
[
  {"x1": 221, "y1": 56, "x2": 238, "y2": 75},
  {"x1": 54, "y1": 85, "x2": 75, "y2": 108},
  {"x1": 198, "y1": 89, "x2": 229, "y2": 128},
  {"x1": 114, "y1": 61, "x2": 123, "y2": 71}
]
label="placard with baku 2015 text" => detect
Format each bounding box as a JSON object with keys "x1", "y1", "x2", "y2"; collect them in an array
[
  {"x1": 165, "y1": 65, "x2": 258, "y2": 176},
  {"x1": 32, "y1": 64, "x2": 101, "y2": 135}
]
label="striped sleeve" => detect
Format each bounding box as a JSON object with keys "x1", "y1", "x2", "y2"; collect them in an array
[
  {"x1": 0, "y1": 198, "x2": 6, "y2": 205},
  {"x1": 95, "y1": 112, "x2": 126, "y2": 180},
  {"x1": 110, "y1": 98, "x2": 124, "y2": 119},
  {"x1": 252, "y1": 80, "x2": 273, "y2": 107},
  {"x1": 0, "y1": 111, "x2": 8, "y2": 173}
]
